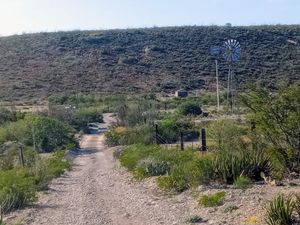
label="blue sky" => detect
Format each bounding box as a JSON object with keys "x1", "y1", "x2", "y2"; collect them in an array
[{"x1": 0, "y1": 0, "x2": 299, "y2": 36}]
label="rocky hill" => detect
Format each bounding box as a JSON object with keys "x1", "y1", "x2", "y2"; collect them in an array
[{"x1": 0, "y1": 25, "x2": 300, "y2": 101}]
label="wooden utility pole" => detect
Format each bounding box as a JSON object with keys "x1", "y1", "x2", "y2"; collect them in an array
[{"x1": 215, "y1": 59, "x2": 220, "y2": 112}]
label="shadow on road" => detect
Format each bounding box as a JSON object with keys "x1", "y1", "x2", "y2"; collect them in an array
[{"x1": 70, "y1": 148, "x2": 100, "y2": 156}]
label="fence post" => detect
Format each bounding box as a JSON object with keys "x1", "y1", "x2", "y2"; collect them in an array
[
  {"x1": 251, "y1": 121, "x2": 256, "y2": 131},
  {"x1": 19, "y1": 145, "x2": 25, "y2": 167},
  {"x1": 155, "y1": 124, "x2": 159, "y2": 145},
  {"x1": 200, "y1": 128, "x2": 207, "y2": 151},
  {"x1": 180, "y1": 132, "x2": 184, "y2": 151}
]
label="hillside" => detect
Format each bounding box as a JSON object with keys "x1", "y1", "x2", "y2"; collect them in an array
[{"x1": 0, "y1": 25, "x2": 300, "y2": 101}]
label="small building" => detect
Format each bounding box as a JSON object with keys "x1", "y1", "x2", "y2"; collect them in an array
[{"x1": 175, "y1": 89, "x2": 188, "y2": 97}]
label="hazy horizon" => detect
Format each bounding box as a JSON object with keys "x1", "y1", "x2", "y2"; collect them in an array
[
  {"x1": 2, "y1": 23, "x2": 300, "y2": 38},
  {"x1": 1, "y1": 0, "x2": 300, "y2": 36}
]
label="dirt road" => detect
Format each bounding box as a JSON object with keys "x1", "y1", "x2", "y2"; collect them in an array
[
  {"x1": 9, "y1": 114, "x2": 191, "y2": 225},
  {"x1": 6, "y1": 114, "x2": 300, "y2": 225}
]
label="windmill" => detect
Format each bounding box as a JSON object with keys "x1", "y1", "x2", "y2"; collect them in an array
[
  {"x1": 223, "y1": 39, "x2": 241, "y2": 112},
  {"x1": 210, "y1": 46, "x2": 221, "y2": 111}
]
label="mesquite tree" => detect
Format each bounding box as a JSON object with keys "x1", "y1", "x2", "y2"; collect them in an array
[{"x1": 241, "y1": 84, "x2": 300, "y2": 172}]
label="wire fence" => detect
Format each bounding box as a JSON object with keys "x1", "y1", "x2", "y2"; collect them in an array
[{"x1": 153, "y1": 126, "x2": 213, "y2": 151}]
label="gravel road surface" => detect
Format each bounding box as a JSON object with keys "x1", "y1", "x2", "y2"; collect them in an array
[{"x1": 8, "y1": 114, "x2": 191, "y2": 225}]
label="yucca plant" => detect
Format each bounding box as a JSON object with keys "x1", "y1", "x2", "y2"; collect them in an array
[
  {"x1": 248, "y1": 150, "x2": 270, "y2": 180},
  {"x1": 213, "y1": 150, "x2": 246, "y2": 183},
  {"x1": 295, "y1": 194, "x2": 300, "y2": 218},
  {"x1": 265, "y1": 194, "x2": 295, "y2": 225},
  {"x1": 213, "y1": 149, "x2": 269, "y2": 184}
]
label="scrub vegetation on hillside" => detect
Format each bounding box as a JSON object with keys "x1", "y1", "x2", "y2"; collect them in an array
[{"x1": 1, "y1": 25, "x2": 300, "y2": 101}]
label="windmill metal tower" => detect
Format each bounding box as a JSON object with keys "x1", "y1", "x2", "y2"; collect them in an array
[{"x1": 223, "y1": 39, "x2": 241, "y2": 112}]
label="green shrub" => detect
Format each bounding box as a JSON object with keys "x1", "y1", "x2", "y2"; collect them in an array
[
  {"x1": 165, "y1": 167, "x2": 189, "y2": 192},
  {"x1": 129, "y1": 146, "x2": 168, "y2": 180},
  {"x1": 74, "y1": 107, "x2": 103, "y2": 130},
  {"x1": 0, "y1": 144, "x2": 18, "y2": 170},
  {"x1": 208, "y1": 120, "x2": 247, "y2": 149},
  {"x1": 30, "y1": 150, "x2": 71, "y2": 190},
  {"x1": 156, "y1": 175, "x2": 187, "y2": 192},
  {"x1": 122, "y1": 125, "x2": 154, "y2": 145},
  {"x1": 132, "y1": 166, "x2": 148, "y2": 180},
  {"x1": 234, "y1": 175, "x2": 252, "y2": 190},
  {"x1": 48, "y1": 105, "x2": 76, "y2": 126},
  {"x1": 158, "y1": 115, "x2": 194, "y2": 142},
  {"x1": 170, "y1": 157, "x2": 214, "y2": 191},
  {"x1": 193, "y1": 155, "x2": 215, "y2": 184},
  {"x1": 119, "y1": 143, "x2": 267, "y2": 192},
  {"x1": 23, "y1": 147, "x2": 39, "y2": 168},
  {"x1": 105, "y1": 127, "x2": 126, "y2": 146},
  {"x1": 0, "y1": 144, "x2": 40, "y2": 171},
  {"x1": 121, "y1": 144, "x2": 215, "y2": 191},
  {"x1": 199, "y1": 192, "x2": 226, "y2": 207},
  {"x1": 106, "y1": 125, "x2": 154, "y2": 146},
  {"x1": 46, "y1": 151, "x2": 71, "y2": 177},
  {"x1": 115, "y1": 99, "x2": 159, "y2": 127},
  {"x1": 16, "y1": 111, "x2": 26, "y2": 121},
  {"x1": 31, "y1": 116, "x2": 75, "y2": 152},
  {"x1": 241, "y1": 84, "x2": 300, "y2": 173},
  {"x1": 0, "y1": 119, "x2": 30, "y2": 145},
  {"x1": 0, "y1": 115, "x2": 75, "y2": 153},
  {"x1": 164, "y1": 149, "x2": 212, "y2": 187},
  {"x1": 154, "y1": 150, "x2": 194, "y2": 191},
  {"x1": 0, "y1": 107, "x2": 14, "y2": 125},
  {"x1": 110, "y1": 111, "x2": 197, "y2": 145},
  {"x1": 186, "y1": 215, "x2": 205, "y2": 223},
  {"x1": 136, "y1": 156, "x2": 169, "y2": 177},
  {"x1": 265, "y1": 194, "x2": 295, "y2": 225},
  {"x1": 0, "y1": 170, "x2": 36, "y2": 213},
  {"x1": 119, "y1": 144, "x2": 161, "y2": 171},
  {"x1": 177, "y1": 102, "x2": 202, "y2": 116},
  {"x1": 269, "y1": 149, "x2": 287, "y2": 180},
  {"x1": 156, "y1": 175, "x2": 173, "y2": 191}
]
